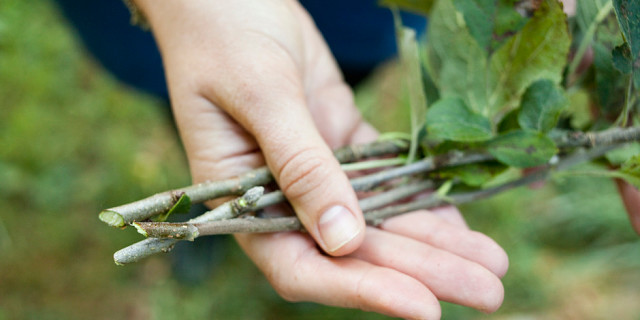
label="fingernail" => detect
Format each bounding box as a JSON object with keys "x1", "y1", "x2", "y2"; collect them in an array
[{"x1": 318, "y1": 205, "x2": 361, "y2": 253}]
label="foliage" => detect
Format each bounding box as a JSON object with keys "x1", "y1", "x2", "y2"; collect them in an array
[
  {"x1": 611, "y1": 0, "x2": 640, "y2": 88},
  {"x1": 393, "y1": 9, "x2": 428, "y2": 162},
  {"x1": 384, "y1": 0, "x2": 640, "y2": 188},
  {"x1": 487, "y1": 129, "x2": 557, "y2": 168},
  {"x1": 154, "y1": 193, "x2": 191, "y2": 222},
  {"x1": 517, "y1": 79, "x2": 568, "y2": 133},
  {"x1": 425, "y1": 97, "x2": 492, "y2": 142}
]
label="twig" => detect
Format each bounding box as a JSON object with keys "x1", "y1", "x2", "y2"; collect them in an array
[
  {"x1": 350, "y1": 152, "x2": 493, "y2": 191},
  {"x1": 112, "y1": 145, "x2": 616, "y2": 265},
  {"x1": 358, "y1": 180, "x2": 435, "y2": 211},
  {"x1": 116, "y1": 187, "x2": 263, "y2": 264},
  {"x1": 142, "y1": 179, "x2": 435, "y2": 238},
  {"x1": 113, "y1": 238, "x2": 177, "y2": 266},
  {"x1": 132, "y1": 180, "x2": 435, "y2": 240},
  {"x1": 333, "y1": 139, "x2": 409, "y2": 163},
  {"x1": 341, "y1": 157, "x2": 407, "y2": 172},
  {"x1": 194, "y1": 217, "x2": 302, "y2": 235},
  {"x1": 132, "y1": 187, "x2": 264, "y2": 240},
  {"x1": 102, "y1": 128, "x2": 640, "y2": 228},
  {"x1": 114, "y1": 181, "x2": 435, "y2": 265},
  {"x1": 100, "y1": 139, "x2": 409, "y2": 227},
  {"x1": 138, "y1": 145, "x2": 618, "y2": 241},
  {"x1": 364, "y1": 170, "x2": 549, "y2": 225},
  {"x1": 555, "y1": 127, "x2": 640, "y2": 148},
  {"x1": 100, "y1": 168, "x2": 272, "y2": 227},
  {"x1": 365, "y1": 144, "x2": 620, "y2": 224}
]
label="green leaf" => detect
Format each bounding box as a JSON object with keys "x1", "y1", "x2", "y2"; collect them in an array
[
  {"x1": 421, "y1": 62, "x2": 440, "y2": 105},
  {"x1": 424, "y1": 0, "x2": 489, "y2": 114},
  {"x1": 487, "y1": 130, "x2": 558, "y2": 168},
  {"x1": 606, "y1": 170, "x2": 640, "y2": 188},
  {"x1": 481, "y1": 166, "x2": 522, "y2": 188},
  {"x1": 612, "y1": 0, "x2": 640, "y2": 60},
  {"x1": 612, "y1": 155, "x2": 640, "y2": 188},
  {"x1": 379, "y1": 0, "x2": 435, "y2": 15},
  {"x1": 569, "y1": 0, "x2": 614, "y2": 78},
  {"x1": 593, "y1": 28, "x2": 626, "y2": 111},
  {"x1": 492, "y1": 2, "x2": 529, "y2": 45},
  {"x1": 605, "y1": 142, "x2": 640, "y2": 165},
  {"x1": 622, "y1": 154, "x2": 640, "y2": 176},
  {"x1": 577, "y1": 0, "x2": 613, "y2": 33},
  {"x1": 564, "y1": 88, "x2": 592, "y2": 130},
  {"x1": 452, "y1": 0, "x2": 495, "y2": 50},
  {"x1": 452, "y1": 0, "x2": 527, "y2": 52},
  {"x1": 436, "y1": 180, "x2": 454, "y2": 198},
  {"x1": 154, "y1": 193, "x2": 191, "y2": 222},
  {"x1": 393, "y1": 9, "x2": 428, "y2": 162},
  {"x1": 438, "y1": 163, "x2": 507, "y2": 187},
  {"x1": 612, "y1": 0, "x2": 640, "y2": 89},
  {"x1": 425, "y1": 97, "x2": 492, "y2": 142},
  {"x1": 612, "y1": 42, "x2": 640, "y2": 87},
  {"x1": 612, "y1": 43, "x2": 633, "y2": 74},
  {"x1": 517, "y1": 79, "x2": 568, "y2": 133},
  {"x1": 487, "y1": 0, "x2": 570, "y2": 123}
]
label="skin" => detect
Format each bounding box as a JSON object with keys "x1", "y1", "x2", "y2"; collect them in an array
[{"x1": 130, "y1": 0, "x2": 639, "y2": 317}]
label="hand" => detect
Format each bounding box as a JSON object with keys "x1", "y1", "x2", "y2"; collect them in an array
[{"x1": 136, "y1": 0, "x2": 508, "y2": 318}]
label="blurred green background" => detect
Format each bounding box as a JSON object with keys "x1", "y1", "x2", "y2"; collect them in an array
[{"x1": 1, "y1": 1, "x2": 640, "y2": 319}]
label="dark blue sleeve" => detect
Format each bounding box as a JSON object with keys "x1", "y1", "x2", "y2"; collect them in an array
[
  {"x1": 300, "y1": 0, "x2": 426, "y2": 73},
  {"x1": 53, "y1": 0, "x2": 168, "y2": 99},
  {"x1": 53, "y1": 0, "x2": 426, "y2": 97}
]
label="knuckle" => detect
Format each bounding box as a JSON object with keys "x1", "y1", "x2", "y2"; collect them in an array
[{"x1": 277, "y1": 147, "x2": 333, "y2": 200}]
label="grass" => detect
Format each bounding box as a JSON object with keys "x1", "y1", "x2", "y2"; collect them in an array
[{"x1": 1, "y1": 0, "x2": 639, "y2": 319}]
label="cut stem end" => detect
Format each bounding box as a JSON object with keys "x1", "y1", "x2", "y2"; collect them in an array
[{"x1": 99, "y1": 210, "x2": 125, "y2": 228}]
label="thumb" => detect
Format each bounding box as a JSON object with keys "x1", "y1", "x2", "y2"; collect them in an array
[
  {"x1": 216, "y1": 76, "x2": 365, "y2": 256},
  {"x1": 268, "y1": 120, "x2": 365, "y2": 256}
]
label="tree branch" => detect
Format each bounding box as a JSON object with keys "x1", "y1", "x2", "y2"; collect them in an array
[
  {"x1": 366, "y1": 144, "x2": 618, "y2": 224},
  {"x1": 100, "y1": 139, "x2": 409, "y2": 227},
  {"x1": 112, "y1": 144, "x2": 617, "y2": 265},
  {"x1": 554, "y1": 127, "x2": 640, "y2": 148},
  {"x1": 140, "y1": 145, "x2": 616, "y2": 237},
  {"x1": 99, "y1": 168, "x2": 272, "y2": 228},
  {"x1": 116, "y1": 187, "x2": 263, "y2": 264},
  {"x1": 131, "y1": 187, "x2": 264, "y2": 240},
  {"x1": 115, "y1": 145, "x2": 613, "y2": 265},
  {"x1": 114, "y1": 180, "x2": 435, "y2": 265},
  {"x1": 101, "y1": 128, "x2": 640, "y2": 229}
]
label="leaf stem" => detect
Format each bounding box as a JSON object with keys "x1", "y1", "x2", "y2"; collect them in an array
[
  {"x1": 618, "y1": 74, "x2": 634, "y2": 127},
  {"x1": 101, "y1": 139, "x2": 409, "y2": 227},
  {"x1": 566, "y1": 0, "x2": 613, "y2": 86},
  {"x1": 341, "y1": 157, "x2": 407, "y2": 172}
]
